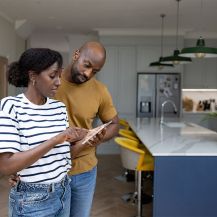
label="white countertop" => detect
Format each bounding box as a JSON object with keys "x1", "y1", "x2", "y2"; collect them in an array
[{"x1": 127, "y1": 118, "x2": 217, "y2": 156}]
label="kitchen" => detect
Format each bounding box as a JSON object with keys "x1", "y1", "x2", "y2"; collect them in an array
[{"x1": 0, "y1": 0, "x2": 217, "y2": 217}]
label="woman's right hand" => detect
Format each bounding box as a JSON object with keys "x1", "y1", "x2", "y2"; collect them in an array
[{"x1": 54, "y1": 127, "x2": 88, "y2": 144}]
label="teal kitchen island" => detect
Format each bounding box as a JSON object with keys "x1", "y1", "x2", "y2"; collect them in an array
[{"x1": 128, "y1": 117, "x2": 217, "y2": 217}]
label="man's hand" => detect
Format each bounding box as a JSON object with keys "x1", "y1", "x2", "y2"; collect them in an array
[
  {"x1": 8, "y1": 174, "x2": 20, "y2": 187},
  {"x1": 82, "y1": 127, "x2": 106, "y2": 147}
]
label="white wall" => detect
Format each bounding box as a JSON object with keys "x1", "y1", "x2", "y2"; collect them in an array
[
  {"x1": 28, "y1": 31, "x2": 99, "y2": 65},
  {"x1": 0, "y1": 15, "x2": 25, "y2": 96}
]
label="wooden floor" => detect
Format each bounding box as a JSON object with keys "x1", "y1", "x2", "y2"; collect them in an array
[{"x1": 0, "y1": 155, "x2": 152, "y2": 217}]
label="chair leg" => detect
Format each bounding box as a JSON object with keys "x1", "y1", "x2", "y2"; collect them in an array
[{"x1": 136, "y1": 170, "x2": 143, "y2": 217}]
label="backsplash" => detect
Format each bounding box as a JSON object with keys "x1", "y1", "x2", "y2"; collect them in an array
[{"x1": 182, "y1": 90, "x2": 217, "y2": 113}]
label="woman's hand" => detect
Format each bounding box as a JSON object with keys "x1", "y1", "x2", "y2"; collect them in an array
[
  {"x1": 70, "y1": 127, "x2": 107, "y2": 158},
  {"x1": 54, "y1": 127, "x2": 88, "y2": 144},
  {"x1": 8, "y1": 174, "x2": 20, "y2": 187}
]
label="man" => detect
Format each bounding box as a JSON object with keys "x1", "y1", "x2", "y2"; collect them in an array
[{"x1": 55, "y1": 41, "x2": 119, "y2": 217}]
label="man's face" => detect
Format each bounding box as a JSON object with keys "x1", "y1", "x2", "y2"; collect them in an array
[{"x1": 70, "y1": 51, "x2": 105, "y2": 84}]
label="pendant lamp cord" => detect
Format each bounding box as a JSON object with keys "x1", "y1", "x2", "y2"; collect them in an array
[
  {"x1": 160, "y1": 14, "x2": 165, "y2": 57},
  {"x1": 199, "y1": 0, "x2": 203, "y2": 38},
  {"x1": 175, "y1": 0, "x2": 180, "y2": 50}
]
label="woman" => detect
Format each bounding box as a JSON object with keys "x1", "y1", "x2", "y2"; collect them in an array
[{"x1": 0, "y1": 48, "x2": 86, "y2": 217}]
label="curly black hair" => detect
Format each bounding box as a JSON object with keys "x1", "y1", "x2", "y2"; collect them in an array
[{"x1": 7, "y1": 48, "x2": 63, "y2": 87}]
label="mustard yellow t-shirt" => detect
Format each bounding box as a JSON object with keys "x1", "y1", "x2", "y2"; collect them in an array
[{"x1": 54, "y1": 77, "x2": 117, "y2": 175}]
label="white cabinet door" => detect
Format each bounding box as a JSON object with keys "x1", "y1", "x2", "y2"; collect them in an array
[
  {"x1": 97, "y1": 46, "x2": 136, "y2": 117},
  {"x1": 96, "y1": 46, "x2": 136, "y2": 154},
  {"x1": 183, "y1": 59, "x2": 204, "y2": 88},
  {"x1": 205, "y1": 59, "x2": 217, "y2": 88},
  {"x1": 97, "y1": 46, "x2": 119, "y2": 108},
  {"x1": 183, "y1": 58, "x2": 217, "y2": 88},
  {"x1": 137, "y1": 46, "x2": 182, "y2": 73},
  {"x1": 117, "y1": 46, "x2": 136, "y2": 116}
]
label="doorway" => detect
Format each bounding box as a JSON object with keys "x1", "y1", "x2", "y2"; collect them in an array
[{"x1": 0, "y1": 56, "x2": 8, "y2": 99}]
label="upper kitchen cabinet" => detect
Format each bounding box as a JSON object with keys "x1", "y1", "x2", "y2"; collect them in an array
[
  {"x1": 182, "y1": 39, "x2": 217, "y2": 89},
  {"x1": 96, "y1": 46, "x2": 119, "y2": 107},
  {"x1": 97, "y1": 46, "x2": 136, "y2": 117},
  {"x1": 183, "y1": 58, "x2": 217, "y2": 89},
  {"x1": 137, "y1": 46, "x2": 181, "y2": 73}
]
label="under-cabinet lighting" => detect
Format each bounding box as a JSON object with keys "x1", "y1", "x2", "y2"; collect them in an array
[{"x1": 182, "y1": 89, "x2": 217, "y2": 91}]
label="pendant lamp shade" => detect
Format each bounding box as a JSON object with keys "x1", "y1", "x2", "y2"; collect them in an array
[
  {"x1": 161, "y1": 0, "x2": 192, "y2": 65},
  {"x1": 150, "y1": 57, "x2": 174, "y2": 69},
  {"x1": 179, "y1": 36, "x2": 217, "y2": 58},
  {"x1": 162, "y1": 49, "x2": 192, "y2": 64},
  {"x1": 149, "y1": 14, "x2": 173, "y2": 69},
  {"x1": 179, "y1": 0, "x2": 217, "y2": 58}
]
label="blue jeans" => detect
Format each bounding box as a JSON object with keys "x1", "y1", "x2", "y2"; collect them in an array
[
  {"x1": 9, "y1": 175, "x2": 71, "y2": 217},
  {"x1": 69, "y1": 166, "x2": 97, "y2": 217}
]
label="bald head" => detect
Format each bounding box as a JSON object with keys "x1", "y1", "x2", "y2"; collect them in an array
[{"x1": 79, "y1": 41, "x2": 106, "y2": 64}]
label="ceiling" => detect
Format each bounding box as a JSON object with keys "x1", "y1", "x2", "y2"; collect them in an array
[{"x1": 0, "y1": 0, "x2": 217, "y2": 38}]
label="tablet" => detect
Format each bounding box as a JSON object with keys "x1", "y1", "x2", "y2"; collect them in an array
[{"x1": 81, "y1": 120, "x2": 112, "y2": 144}]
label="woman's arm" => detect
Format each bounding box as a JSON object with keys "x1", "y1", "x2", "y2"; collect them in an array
[{"x1": 0, "y1": 127, "x2": 86, "y2": 175}]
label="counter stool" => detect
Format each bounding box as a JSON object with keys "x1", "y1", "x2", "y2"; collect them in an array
[
  {"x1": 119, "y1": 118, "x2": 130, "y2": 130},
  {"x1": 114, "y1": 137, "x2": 154, "y2": 217},
  {"x1": 116, "y1": 128, "x2": 139, "y2": 182},
  {"x1": 119, "y1": 128, "x2": 139, "y2": 141},
  {"x1": 119, "y1": 128, "x2": 153, "y2": 160},
  {"x1": 118, "y1": 128, "x2": 154, "y2": 185}
]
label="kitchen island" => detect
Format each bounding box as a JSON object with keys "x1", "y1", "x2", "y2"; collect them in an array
[{"x1": 128, "y1": 117, "x2": 217, "y2": 217}]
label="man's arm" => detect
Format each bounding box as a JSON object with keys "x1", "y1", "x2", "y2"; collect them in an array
[{"x1": 101, "y1": 115, "x2": 119, "y2": 142}]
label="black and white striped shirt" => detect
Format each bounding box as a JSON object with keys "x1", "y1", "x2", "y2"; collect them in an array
[{"x1": 0, "y1": 94, "x2": 71, "y2": 183}]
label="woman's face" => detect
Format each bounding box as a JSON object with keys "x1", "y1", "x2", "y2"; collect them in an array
[{"x1": 34, "y1": 62, "x2": 62, "y2": 98}]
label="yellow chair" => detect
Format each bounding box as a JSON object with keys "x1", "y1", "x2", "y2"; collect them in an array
[
  {"x1": 114, "y1": 137, "x2": 154, "y2": 217},
  {"x1": 119, "y1": 118, "x2": 130, "y2": 130},
  {"x1": 118, "y1": 121, "x2": 154, "y2": 185},
  {"x1": 119, "y1": 128, "x2": 139, "y2": 142},
  {"x1": 116, "y1": 128, "x2": 139, "y2": 183},
  {"x1": 119, "y1": 128, "x2": 153, "y2": 156}
]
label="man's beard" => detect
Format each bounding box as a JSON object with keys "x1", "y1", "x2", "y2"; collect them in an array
[{"x1": 71, "y1": 69, "x2": 88, "y2": 84}]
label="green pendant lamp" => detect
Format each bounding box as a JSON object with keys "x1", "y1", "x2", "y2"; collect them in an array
[
  {"x1": 149, "y1": 14, "x2": 174, "y2": 69},
  {"x1": 180, "y1": 37, "x2": 217, "y2": 58},
  {"x1": 161, "y1": 0, "x2": 192, "y2": 65},
  {"x1": 179, "y1": 0, "x2": 217, "y2": 58}
]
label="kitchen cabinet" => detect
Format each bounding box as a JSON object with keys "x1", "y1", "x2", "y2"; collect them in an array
[
  {"x1": 128, "y1": 117, "x2": 217, "y2": 217},
  {"x1": 96, "y1": 46, "x2": 136, "y2": 154},
  {"x1": 136, "y1": 46, "x2": 181, "y2": 72},
  {"x1": 97, "y1": 46, "x2": 136, "y2": 117},
  {"x1": 97, "y1": 46, "x2": 119, "y2": 106},
  {"x1": 183, "y1": 58, "x2": 217, "y2": 88}
]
